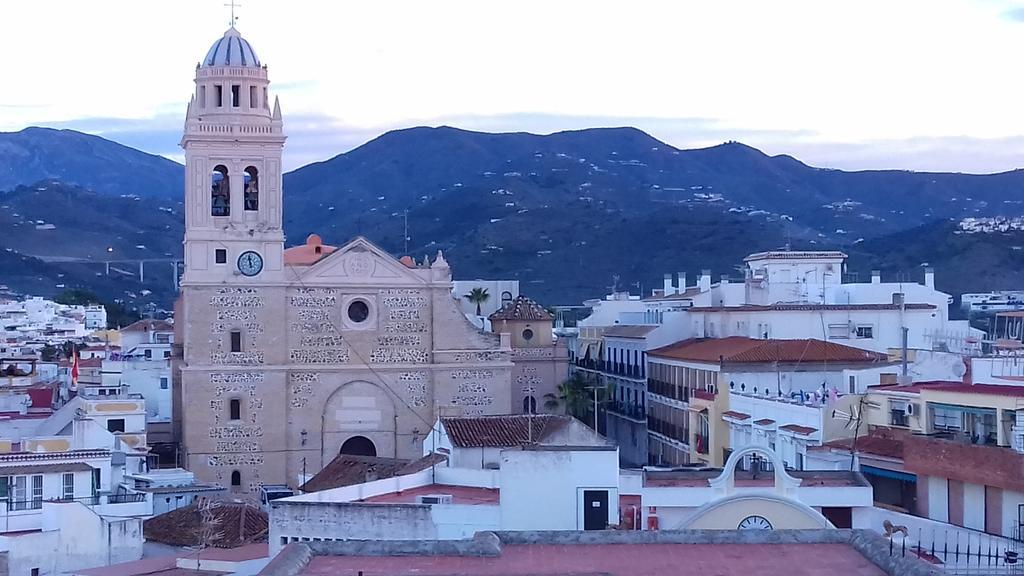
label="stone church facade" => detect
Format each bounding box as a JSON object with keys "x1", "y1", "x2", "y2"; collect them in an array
[{"x1": 173, "y1": 27, "x2": 512, "y2": 492}]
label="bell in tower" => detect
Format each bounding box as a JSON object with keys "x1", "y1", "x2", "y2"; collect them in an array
[{"x1": 180, "y1": 25, "x2": 286, "y2": 285}]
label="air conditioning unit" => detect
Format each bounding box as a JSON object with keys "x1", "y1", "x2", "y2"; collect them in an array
[
  {"x1": 417, "y1": 494, "x2": 453, "y2": 505},
  {"x1": 906, "y1": 403, "x2": 920, "y2": 417}
]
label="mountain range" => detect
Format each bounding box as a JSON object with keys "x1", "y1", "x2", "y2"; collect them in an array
[{"x1": 2, "y1": 124, "x2": 1023, "y2": 310}]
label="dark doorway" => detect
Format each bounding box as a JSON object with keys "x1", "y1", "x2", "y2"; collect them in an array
[
  {"x1": 340, "y1": 436, "x2": 377, "y2": 457},
  {"x1": 582, "y1": 490, "x2": 609, "y2": 530},
  {"x1": 821, "y1": 506, "x2": 853, "y2": 528}
]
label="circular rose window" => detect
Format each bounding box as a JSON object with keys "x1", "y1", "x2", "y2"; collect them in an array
[
  {"x1": 522, "y1": 328, "x2": 534, "y2": 341},
  {"x1": 347, "y1": 300, "x2": 370, "y2": 323}
]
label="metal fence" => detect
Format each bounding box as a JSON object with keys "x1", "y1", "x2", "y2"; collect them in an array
[{"x1": 887, "y1": 526, "x2": 1023, "y2": 574}]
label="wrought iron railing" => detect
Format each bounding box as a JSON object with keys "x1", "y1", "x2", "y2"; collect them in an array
[
  {"x1": 607, "y1": 400, "x2": 646, "y2": 422},
  {"x1": 886, "y1": 525, "x2": 1024, "y2": 574}
]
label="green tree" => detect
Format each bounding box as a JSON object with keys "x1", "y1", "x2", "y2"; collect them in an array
[
  {"x1": 463, "y1": 287, "x2": 490, "y2": 316},
  {"x1": 39, "y1": 344, "x2": 59, "y2": 362},
  {"x1": 54, "y1": 288, "x2": 101, "y2": 306},
  {"x1": 544, "y1": 372, "x2": 589, "y2": 416}
]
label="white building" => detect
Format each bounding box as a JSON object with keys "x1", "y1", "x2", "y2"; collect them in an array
[
  {"x1": 100, "y1": 320, "x2": 174, "y2": 443},
  {"x1": 642, "y1": 252, "x2": 975, "y2": 354},
  {"x1": 270, "y1": 445, "x2": 619, "y2": 554},
  {"x1": 451, "y1": 279, "x2": 520, "y2": 318}
]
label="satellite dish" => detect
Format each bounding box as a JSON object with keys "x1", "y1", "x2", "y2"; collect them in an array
[{"x1": 952, "y1": 361, "x2": 967, "y2": 378}]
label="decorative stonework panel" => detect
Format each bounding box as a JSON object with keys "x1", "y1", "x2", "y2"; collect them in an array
[
  {"x1": 512, "y1": 347, "x2": 554, "y2": 359},
  {"x1": 208, "y1": 454, "x2": 264, "y2": 467},
  {"x1": 289, "y1": 288, "x2": 348, "y2": 364},
  {"x1": 400, "y1": 371, "x2": 428, "y2": 407},
  {"x1": 447, "y1": 370, "x2": 495, "y2": 416},
  {"x1": 209, "y1": 287, "x2": 264, "y2": 308},
  {"x1": 210, "y1": 372, "x2": 264, "y2": 385},
  {"x1": 209, "y1": 425, "x2": 264, "y2": 438},
  {"x1": 517, "y1": 367, "x2": 542, "y2": 394},
  {"x1": 289, "y1": 372, "x2": 319, "y2": 408},
  {"x1": 372, "y1": 289, "x2": 430, "y2": 364},
  {"x1": 451, "y1": 351, "x2": 508, "y2": 363},
  {"x1": 211, "y1": 351, "x2": 265, "y2": 365}
]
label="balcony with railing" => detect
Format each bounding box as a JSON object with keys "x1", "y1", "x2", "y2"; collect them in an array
[
  {"x1": 607, "y1": 400, "x2": 646, "y2": 423},
  {"x1": 0, "y1": 491, "x2": 152, "y2": 532},
  {"x1": 648, "y1": 415, "x2": 689, "y2": 445},
  {"x1": 647, "y1": 378, "x2": 689, "y2": 403},
  {"x1": 574, "y1": 359, "x2": 645, "y2": 380}
]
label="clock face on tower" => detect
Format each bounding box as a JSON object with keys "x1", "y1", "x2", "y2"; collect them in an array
[
  {"x1": 738, "y1": 515, "x2": 773, "y2": 530},
  {"x1": 237, "y1": 251, "x2": 264, "y2": 276}
]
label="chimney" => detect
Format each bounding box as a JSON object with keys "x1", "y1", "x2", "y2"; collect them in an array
[
  {"x1": 871, "y1": 270, "x2": 881, "y2": 284},
  {"x1": 663, "y1": 273, "x2": 674, "y2": 296},
  {"x1": 699, "y1": 270, "x2": 712, "y2": 292},
  {"x1": 678, "y1": 272, "x2": 687, "y2": 292},
  {"x1": 923, "y1": 267, "x2": 935, "y2": 290}
]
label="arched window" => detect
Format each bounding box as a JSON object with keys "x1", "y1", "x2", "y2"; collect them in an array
[
  {"x1": 523, "y1": 395, "x2": 537, "y2": 414},
  {"x1": 211, "y1": 165, "x2": 230, "y2": 217},
  {"x1": 244, "y1": 166, "x2": 259, "y2": 211},
  {"x1": 501, "y1": 291, "x2": 513, "y2": 304},
  {"x1": 340, "y1": 436, "x2": 376, "y2": 457},
  {"x1": 230, "y1": 470, "x2": 241, "y2": 487}
]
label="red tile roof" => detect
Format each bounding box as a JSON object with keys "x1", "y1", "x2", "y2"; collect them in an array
[
  {"x1": 143, "y1": 499, "x2": 267, "y2": 548},
  {"x1": 649, "y1": 337, "x2": 887, "y2": 364},
  {"x1": 440, "y1": 414, "x2": 573, "y2": 448},
  {"x1": 721, "y1": 410, "x2": 751, "y2": 420},
  {"x1": 300, "y1": 453, "x2": 447, "y2": 493},
  {"x1": 822, "y1": 435, "x2": 904, "y2": 460},
  {"x1": 869, "y1": 381, "x2": 1024, "y2": 397},
  {"x1": 283, "y1": 234, "x2": 338, "y2": 266},
  {"x1": 779, "y1": 424, "x2": 818, "y2": 435},
  {"x1": 686, "y1": 303, "x2": 936, "y2": 312},
  {"x1": 753, "y1": 418, "x2": 776, "y2": 426},
  {"x1": 745, "y1": 250, "x2": 848, "y2": 261},
  {"x1": 488, "y1": 295, "x2": 552, "y2": 321},
  {"x1": 359, "y1": 484, "x2": 499, "y2": 505},
  {"x1": 300, "y1": 543, "x2": 885, "y2": 576}
]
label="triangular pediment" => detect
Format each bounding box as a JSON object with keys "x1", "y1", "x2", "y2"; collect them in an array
[{"x1": 296, "y1": 236, "x2": 426, "y2": 285}]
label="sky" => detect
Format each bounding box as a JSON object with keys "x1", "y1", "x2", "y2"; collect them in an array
[{"x1": 3, "y1": 0, "x2": 1024, "y2": 172}]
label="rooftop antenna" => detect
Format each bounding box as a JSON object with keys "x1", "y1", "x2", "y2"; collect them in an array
[
  {"x1": 609, "y1": 275, "x2": 620, "y2": 294},
  {"x1": 404, "y1": 209, "x2": 409, "y2": 255},
  {"x1": 224, "y1": 0, "x2": 240, "y2": 27},
  {"x1": 831, "y1": 397, "x2": 879, "y2": 471}
]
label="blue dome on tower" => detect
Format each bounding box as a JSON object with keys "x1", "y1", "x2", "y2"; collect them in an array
[{"x1": 203, "y1": 27, "x2": 260, "y2": 68}]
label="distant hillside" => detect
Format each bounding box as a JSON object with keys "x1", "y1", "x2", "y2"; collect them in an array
[
  {"x1": 4, "y1": 125, "x2": 1024, "y2": 305},
  {"x1": 847, "y1": 220, "x2": 1024, "y2": 299},
  {"x1": 0, "y1": 127, "x2": 183, "y2": 198}
]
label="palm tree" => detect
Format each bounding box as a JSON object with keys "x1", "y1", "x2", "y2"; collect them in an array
[
  {"x1": 463, "y1": 287, "x2": 490, "y2": 316},
  {"x1": 544, "y1": 372, "x2": 589, "y2": 416}
]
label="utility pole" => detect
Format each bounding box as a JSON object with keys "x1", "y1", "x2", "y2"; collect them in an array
[{"x1": 403, "y1": 210, "x2": 409, "y2": 255}]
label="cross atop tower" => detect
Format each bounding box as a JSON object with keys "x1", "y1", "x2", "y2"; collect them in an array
[{"x1": 224, "y1": 0, "x2": 241, "y2": 27}]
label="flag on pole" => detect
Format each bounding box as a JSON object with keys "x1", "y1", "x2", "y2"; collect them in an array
[{"x1": 70, "y1": 349, "x2": 79, "y2": 391}]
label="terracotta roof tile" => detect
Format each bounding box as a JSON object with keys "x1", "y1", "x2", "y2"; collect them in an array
[
  {"x1": 300, "y1": 453, "x2": 446, "y2": 493},
  {"x1": 687, "y1": 303, "x2": 935, "y2": 312},
  {"x1": 488, "y1": 295, "x2": 552, "y2": 321},
  {"x1": 753, "y1": 418, "x2": 776, "y2": 426},
  {"x1": 649, "y1": 337, "x2": 887, "y2": 364},
  {"x1": 143, "y1": 499, "x2": 267, "y2": 548},
  {"x1": 823, "y1": 435, "x2": 904, "y2": 460},
  {"x1": 779, "y1": 424, "x2": 818, "y2": 435},
  {"x1": 871, "y1": 381, "x2": 1024, "y2": 398},
  {"x1": 721, "y1": 411, "x2": 751, "y2": 420},
  {"x1": 440, "y1": 414, "x2": 573, "y2": 448},
  {"x1": 283, "y1": 234, "x2": 337, "y2": 266}
]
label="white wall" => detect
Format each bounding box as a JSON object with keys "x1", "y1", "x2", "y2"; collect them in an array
[
  {"x1": 499, "y1": 449, "x2": 619, "y2": 531},
  {"x1": 927, "y1": 476, "x2": 949, "y2": 523}
]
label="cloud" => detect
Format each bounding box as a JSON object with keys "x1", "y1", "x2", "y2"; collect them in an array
[{"x1": 1003, "y1": 7, "x2": 1024, "y2": 21}]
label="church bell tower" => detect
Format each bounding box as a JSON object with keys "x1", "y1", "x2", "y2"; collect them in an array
[{"x1": 180, "y1": 25, "x2": 286, "y2": 285}]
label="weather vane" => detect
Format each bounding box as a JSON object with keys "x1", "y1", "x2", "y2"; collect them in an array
[{"x1": 224, "y1": 0, "x2": 241, "y2": 27}]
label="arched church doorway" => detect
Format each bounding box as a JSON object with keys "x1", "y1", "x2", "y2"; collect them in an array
[{"x1": 340, "y1": 436, "x2": 376, "y2": 457}]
